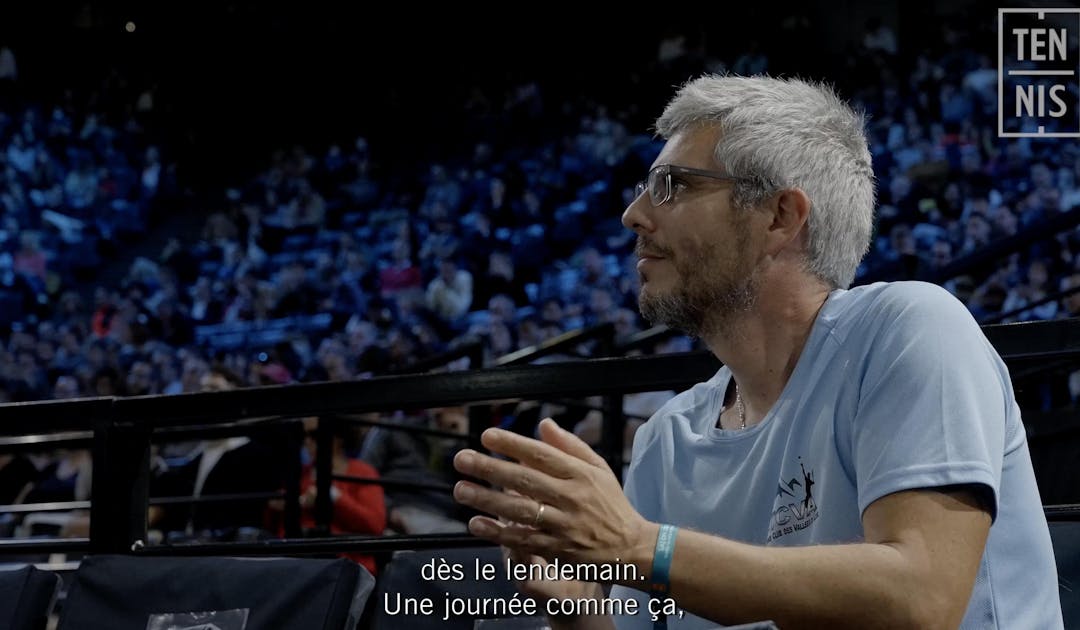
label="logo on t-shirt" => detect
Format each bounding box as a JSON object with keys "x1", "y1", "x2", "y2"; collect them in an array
[{"x1": 767, "y1": 457, "x2": 819, "y2": 543}]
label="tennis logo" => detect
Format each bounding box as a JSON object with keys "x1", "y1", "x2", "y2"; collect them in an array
[{"x1": 998, "y1": 8, "x2": 1080, "y2": 137}]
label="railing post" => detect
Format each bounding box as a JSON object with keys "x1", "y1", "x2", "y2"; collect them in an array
[
  {"x1": 597, "y1": 325, "x2": 626, "y2": 481},
  {"x1": 467, "y1": 341, "x2": 485, "y2": 372},
  {"x1": 467, "y1": 343, "x2": 489, "y2": 456},
  {"x1": 313, "y1": 414, "x2": 336, "y2": 534},
  {"x1": 89, "y1": 414, "x2": 150, "y2": 553},
  {"x1": 467, "y1": 405, "x2": 487, "y2": 455},
  {"x1": 283, "y1": 420, "x2": 303, "y2": 537}
]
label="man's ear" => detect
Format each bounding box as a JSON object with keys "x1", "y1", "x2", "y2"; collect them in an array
[{"x1": 764, "y1": 188, "x2": 811, "y2": 256}]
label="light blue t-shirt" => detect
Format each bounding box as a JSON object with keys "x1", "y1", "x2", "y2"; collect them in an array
[{"x1": 611, "y1": 281, "x2": 1062, "y2": 629}]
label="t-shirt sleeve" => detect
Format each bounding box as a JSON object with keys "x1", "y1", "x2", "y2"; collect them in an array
[{"x1": 850, "y1": 283, "x2": 1007, "y2": 520}]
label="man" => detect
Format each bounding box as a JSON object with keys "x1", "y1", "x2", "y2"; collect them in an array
[{"x1": 452, "y1": 75, "x2": 1063, "y2": 629}]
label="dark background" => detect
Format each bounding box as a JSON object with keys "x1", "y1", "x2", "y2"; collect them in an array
[{"x1": 0, "y1": 0, "x2": 1031, "y2": 193}]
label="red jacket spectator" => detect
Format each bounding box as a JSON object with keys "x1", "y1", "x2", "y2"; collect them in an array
[{"x1": 296, "y1": 458, "x2": 386, "y2": 575}]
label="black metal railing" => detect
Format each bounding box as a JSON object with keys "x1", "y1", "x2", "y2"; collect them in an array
[
  {"x1": 0, "y1": 318, "x2": 1078, "y2": 561},
  {"x1": 494, "y1": 322, "x2": 616, "y2": 366},
  {"x1": 388, "y1": 340, "x2": 485, "y2": 375}
]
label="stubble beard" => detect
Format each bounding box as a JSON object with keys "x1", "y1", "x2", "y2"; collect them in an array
[{"x1": 638, "y1": 236, "x2": 759, "y2": 340}]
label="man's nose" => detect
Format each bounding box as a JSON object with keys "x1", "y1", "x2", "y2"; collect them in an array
[{"x1": 622, "y1": 192, "x2": 656, "y2": 234}]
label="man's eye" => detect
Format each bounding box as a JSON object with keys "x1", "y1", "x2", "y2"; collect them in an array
[{"x1": 671, "y1": 178, "x2": 689, "y2": 194}]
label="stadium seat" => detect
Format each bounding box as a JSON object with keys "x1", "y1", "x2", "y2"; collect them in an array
[
  {"x1": 56, "y1": 555, "x2": 373, "y2": 630},
  {"x1": 0, "y1": 564, "x2": 62, "y2": 630},
  {"x1": 369, "y1": 546, "x2": 518, "y2": 630}
]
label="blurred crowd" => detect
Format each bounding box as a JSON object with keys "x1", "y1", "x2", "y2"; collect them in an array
[{"x1": 3, "y1": 13, "x2": 1080, "y2": 547}]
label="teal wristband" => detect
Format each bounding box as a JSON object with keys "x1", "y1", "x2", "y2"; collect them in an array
[
  {"x1": 650, "y1": 524, "x2": 678, "y2": 630},
  {"x1": 649, "y1": 524, "x2": 678, "y2": 597}
]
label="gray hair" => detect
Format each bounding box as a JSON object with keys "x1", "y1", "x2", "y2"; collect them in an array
[{"x1": 655, "y1": 74, "x2": 876, "y2": 289}]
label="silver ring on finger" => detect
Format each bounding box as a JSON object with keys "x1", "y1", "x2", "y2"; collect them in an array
[{"x1": 532, "y1": 502, "x2": 546, "y2": 528}]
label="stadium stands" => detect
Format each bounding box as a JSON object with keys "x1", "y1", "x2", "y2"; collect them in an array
[{"x1": 2, "y1": 4, "x2": 1080, "y2": 627}]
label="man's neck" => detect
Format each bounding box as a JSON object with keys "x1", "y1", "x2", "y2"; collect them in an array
[{"x1": 704, "y1": 285, "x2": 831, "y2": 426}]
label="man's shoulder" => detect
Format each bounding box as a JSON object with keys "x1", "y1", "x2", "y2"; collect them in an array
[
  {"x1": 830, "y1": 281, "x2": 999, "y2": 383},
  {"x1": 832, "y1": 281, "x2": 974, "y2": 335},
  {"x1": 842, "y1": 280, "x2": 961, "y2": 311}
]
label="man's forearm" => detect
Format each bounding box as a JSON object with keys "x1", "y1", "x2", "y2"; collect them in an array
[{"x1": 618, "y1": 524, "x2": 954, "y2": 630}]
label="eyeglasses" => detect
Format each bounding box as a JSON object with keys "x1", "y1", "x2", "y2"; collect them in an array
[{"x1": 633, "y1": 164, "x2": 743, "y2": 207}]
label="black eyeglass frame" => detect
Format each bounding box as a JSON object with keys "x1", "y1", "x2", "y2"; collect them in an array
[{"x1": 634, "y1": 164, "x2": 745, "y2": 207}]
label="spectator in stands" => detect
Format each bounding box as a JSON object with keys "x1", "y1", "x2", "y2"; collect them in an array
[
  {"x1": 487, "y1": 293, "x2": 517, "y2": 325},
  {"x1": 423, "y1": 164, "x2": 463, "y2": 215},
  {"x1": 1061, "y1": 272, "x2": 1080, "y2": 319},
  {"x1": 13, "y1": 231, "x2": 47, "y2": 285},
  {"x1": 418, "y1": 203, "x2": 461, "y2": 262},
  {"x1": 63, "y1": 157, "x2": 98, "y2": 211},
  {"x1": 1059, "y1": 165, "x2": 1080, "y2": 210},
  {"x1": 187, "y1": 277, "x2": 224, "y2": 325},
  {"x1": 359, "y1": 410, "x2": 467, "y2": 535},
  {"x1": 178, "y1": 355, "x2": 208, "y2": 393},
  {"x1": 272, "y1": 261, "x2": 319, "y2": 316},
  {"x1": 148, "y1": 368, "x2": 281, "y2": 540},
  {"x1": 453, "y1": 74, "x2": 1062, "y2": 629},
  {"x1": 959, "y1": 212, "x2": 992, "y2": 256},
  {"x1": 1002, "y1": 259, "x2": 1058, "y2": 321},
  {"x1": 586, "y1": 287, "x2": 617, "y2": 327},
  {"x1": 51, "y1": 374, "x2": 80, "y2": 398},
  {"x1": 923, "y1": 238, "x2": 953, "y2": 275},
  {"x1": 379, "y1": 238, "x2": 422, "y2": 299},
  {"x1": 86, "y1": 364, "x2": 117, "y2": 396},
  {"x1": 269, "y1": 417, "x2": 385, "y2": 575},
  {"x1": 202, "y1": 210, "x2": 239, "y2": 246},
  {"x1": 963, "y1": 273, "x2": 1006, "y2": 319},
  {"x1": 334, "y1": 247, "x2": 378, "y2": 315},
  {"x1": 540, "y1": 297, "x2": 564, "y2": 329},
  {"x1": 425, "y1": 257, "x2": 473, "y2": 322},
  {"x1": 312, "y1": 340, "x2": 351, "y2": 383},
  {"x1": 473, "y1": 249, "x2": 528, "y2": 310},
  {"x1": 34, "y1": 374, "x2": 94, "y2": 537},
  {"x1": 515, "y1": 315, "x2": 545, "y2": 349},
  {"x1": 992, "y1": 205, "x2": 1019, "y2": 239},
  {"x1": 123, "y1": 359, "x2": 156, "y2": 396},
  {"x1": 486, "y1": 321, "x2": 516, "y2": 361}
]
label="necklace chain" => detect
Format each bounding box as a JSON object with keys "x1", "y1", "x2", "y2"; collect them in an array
[{"x1": 735, "y1": 385, "x2": 746, "y2": 430}]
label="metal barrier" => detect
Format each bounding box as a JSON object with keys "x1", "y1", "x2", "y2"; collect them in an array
[
  {"x1": 980, "y1": 283, "x2": 1080, "y2": 326},
  {"x1": 0, "y1": 319, "x2": 1079, "y2": 561},
  {"x1": 613, "y1": 325, "x2": 682, "y2": 355},
  {"x1": 493, "y1": 322, "x2": 615, "y2": 366},
  {"x1": 388, "y1": 341, "x2": 485, "y2": 375}
]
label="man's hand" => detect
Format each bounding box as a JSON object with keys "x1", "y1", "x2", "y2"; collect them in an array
[{"x1": 452, "y1": 418, "x2": 655, "y2": 574}]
